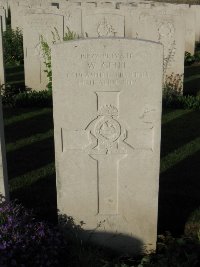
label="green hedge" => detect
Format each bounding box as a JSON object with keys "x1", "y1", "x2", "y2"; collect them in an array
[
  {"x1": 163, "y1": 95, "x2": 200, "y2": 110},
  {"x1": 3, "y1": 26, "x2": 23, "y2": 66},
  {"x1": 13, "y1": 91, "x2": 53, "y2": 107},
  {"x1": 2, "y1": 90, "x2": 52, "y2": 107},
  {"x1": 1, "y1": 86, "x2": 200, "y2": 110}
]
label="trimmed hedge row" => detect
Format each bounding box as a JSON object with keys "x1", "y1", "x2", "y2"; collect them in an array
[{"x1": 1, "y1": 88, "x2": 200, "y2": 110}]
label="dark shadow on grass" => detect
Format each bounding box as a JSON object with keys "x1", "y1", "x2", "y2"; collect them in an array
[
  {"x1": 4, "y1": 111, "x2": 54, "y2": 143},
  {"x1": 162, "y1": 108, "x2": 176, "y2": 115},
  {"x1": 7, "y1": 137, "x2": 55, "y2": 179},
  {"x1": 3, "y1": 107, "x2": 46, "y2": 120},
  {"x1": 158, "y1": 149, "x2": 200, "y2": 236},
  {"x1": 5, "y1": 64, "x2": 24, "y2": 74},
  {"x1": 184, "y1": 77, "x2": 200, "y2": 96},
  {"x1": 58, "y1": 214, "x2": 144, "y2": 263},
  {"x1": 11, "y1": 173, "x2": 57, "y2": 223},
  {"x1": 184, "y1": 65, "x2": 200, "y2": 78},
  {"x1": 161, "y1": 110, "x2": 200, "y2": 158}
]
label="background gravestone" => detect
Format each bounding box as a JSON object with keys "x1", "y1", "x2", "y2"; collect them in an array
[
  {"x1": 191, "y1": 5, "x2": 200, "y2": 42},
  {"x1": 64, "y1": 7, "x2": 82, "y2": 36},
  {"x1": 0, "y1": 17, "x2": 9, "y2": 199},
  {"x1": 0, "y1": 8, "x2": 6, "y2": 31},
  {"x1": 52, "y1": 38, "x2": 163, "y2": 254},
  {"x1": 0, "y1": 16, "x2": 5, "y2": 87},
  {"x1": 23, "y1": 12, "x2": 64, "y2": 90},
  {"x1": 125, "y1": 8, "x2": 185, "y2": 82},
  {"x1": 0, "y1": 96, "x2": 9, "y2": 199},
  {"x1": 0, "y1": 0, "x2": 8, "y2": 17},
  {"x1": 82, "y1": 8, "x2": 125, "y2": 37}
]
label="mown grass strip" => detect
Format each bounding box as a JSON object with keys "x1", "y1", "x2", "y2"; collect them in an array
[
  {"x1": 9, "y1": 162, "x2": 55, "y2": 192},
  {"x1": 6, "y1": 129, "x2": 53, "y2": 152},
  {"x1": 160, "y1": 136, "x2": 200, "y2": 173},
  {"x1": 162, "y1": 109, "x2": 192, "y2": 125},
  {"x1": 184, "y1": 74, "x2": 200, "y2": 83},
  {"x1": 4, "y1": 108, "x2": 52, "y2": 126}
]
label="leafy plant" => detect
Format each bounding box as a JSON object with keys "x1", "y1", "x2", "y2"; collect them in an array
[
  {"x1": 3, "y1": 26, "x2": 23, "y2": 66},
  {"x1": 185, "y1": 51, "x2": 200, "y2": 66},
  {"x1": 0, "y1": 195, "x2": 67, "y2": 267},
  {"x1": 185, "y1": 208, "x2": 200, "y2": 240},
  {"x1": 63, "y1": 27, "x2": 77, "y2": 41},
  {"x1": 163, "y1": 73, "x2": 183, "y2": 98},
  {"x1": 137, "y1": 233, "x2": 200, "y2": 267},
  {"x1": 1, "y1": 83, "x2": 29, "y2": 106},
  {"x1": 40, "y1": 35, "x2": 52, "y2": 91},
  {"x1": 162, "y1": 73, "x2": 200, "y2": 109},
  {"x1": 40, "y1": 27, "x2": 77, "y2": 91},
  {"x1": 185, "y1": 52, "x2": 195, "y2": 66},
  {"x1": 13, "y1": 90, "x2": 53, "y2": 107}
]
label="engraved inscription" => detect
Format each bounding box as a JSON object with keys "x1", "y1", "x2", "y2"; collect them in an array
[
  {"x1": 62, "y1": 92, "x2": 155, "y2": 215},
  {"x1": 65, "y1": 52, "x2": 151, "y2": 87},
  {"x1": 87, "y1": 92, "x2": 133, "y2": 155},
  {"x1": 87, "y1": 92, "x2": 133, "y2": 214}
]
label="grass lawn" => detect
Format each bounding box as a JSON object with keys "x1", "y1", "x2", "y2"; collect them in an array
[{"x1": 2, "y1": 106, "x2": 200, "y2": 236}]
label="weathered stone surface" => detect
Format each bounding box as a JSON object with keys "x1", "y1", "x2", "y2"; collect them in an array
[
  {"x1": 0, "y1": 0, "x2": 8, "y2": 17},
  {"x1": 82, "y1": 8, "x2": 125, "y2": 37},
  {"x1": 0, "y1": 96, "x2": 9, "y2": 199},
  {"x1": 0, "y1": 8, "x2": 6, "y2": 31},
  {"x1": 163, "y1": 4, "x2": 195, "y2": 55},
  {"x1": 11, "y1": 4, "x2": 29, "y2": 30},
  {"x1": 0, "y1": 18, "x2": 8, "y2": 199},
  {"x1": 23, "y1": 12, "x2": 64, "y2": 90},
  {"x1": 64, "y1": 7, "x2": 82, "y2": 36},
  {"x1": 151, "y1": 3, "x2": 195, "y2": 54},
  {"x1": 125, "y1": 7, "x2": 185, "y2": 81},
  {"x1": 190, "y1": 5, "x2": 200, "y2": 42},
  {"x1": 0, "y1": 16, "x2": 5, "y2": 87},
  {"x1": 11, "y1": 3, "x2": 62, "y2": 30},
  {"x1": 52, "y1": 38, "x2": 163, "y2": 254}
]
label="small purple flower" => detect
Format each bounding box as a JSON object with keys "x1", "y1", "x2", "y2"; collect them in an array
[{"x1": 0, "y1": 243, "x2": 5, "y2": 250}]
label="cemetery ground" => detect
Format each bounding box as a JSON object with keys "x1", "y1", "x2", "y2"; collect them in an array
[
  {"x1": 2, "y1": 104, "x2": 200, "y2": 266},
  {"x1": 3, "y1": 106, "x2": 200, "y2": 236},
  {"x1": 1, "y1": 22, "x2": 200, "y2": 267},
  {"x1": 2, "y1": 84, "x2": 200, "y2": 266}
]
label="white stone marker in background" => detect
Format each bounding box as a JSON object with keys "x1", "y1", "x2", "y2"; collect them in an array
[
  {"x1": 125, "y1": 8, "x2": 185, "y2": 82},
  {"x1": 0, "y1": 0, "x2": 8, "y2": 17},
  {"x1": 190, "y1": 5, "x2": 200, "y2": 42},
  {"x1": 82, "y1": 8, "x2": 125, "y2": 37},
  {"x1": 0, "y1": 8, "x2": 6, "y2": 31},
  {"x1": 52, "y1": 38, "x2": 163, "y2": 254},
  {"x1": 0, "y1": 96, "x2": 9, "y2": 199},
  {"x1": 64, "y1": 7, "x2": 82, "y2": 37},
  {"x1": 0, "y1": 16, "x2": 9, "y2": 199},
  {"x1": 23, "y1": 12, "x2": 64, "y2": 90},
  {"x1": 0, "y1": 16, "x2": 5, "y2": 87}
]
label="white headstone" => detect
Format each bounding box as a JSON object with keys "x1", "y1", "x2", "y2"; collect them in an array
[
  {"x1": 125, "y1": 7, "x2": 185, "y2": 82},
  {"x1": 0, "y1": 17, "x2": 8, "y2": 199},
  {"x1": 11, "y1": 3, "x2": 62, "y2": 30},
  {"x1": 0, "y1": 16, "x2": 5, "y2": 86},
  {"x1": 150, "y1": 4, "x2": 195, "y2": 55},
  {"x1": 82, "y1": 8, "x2": 125, "y2": 37},
  {"x1": 190, "y1": 5, "x2": 200, "y2": 42},
  {"x1": 23, "y1": 12, "x2": 64, "y2": 90},
  {"x1": 0, "y1": 8, "x2": 6, "y2": 31},
  {"x1": 0, "y1": 96, "x2": 9, "y2": 199},
  {"x1": 52, "y1": 38, "x2": 163, "y2": 254},
  {"x1": 181, "y1": 8, "x2": 195, "y2": 55},
  {"x1": 64, "y1": 7, "x2": 82, "y2": 37},
  {"x1": 11, "y1": 4, "x2": 29, "y2": 30},
  {"x1": 0, "y1": 0, "x2": 8, "y2": 17}
]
